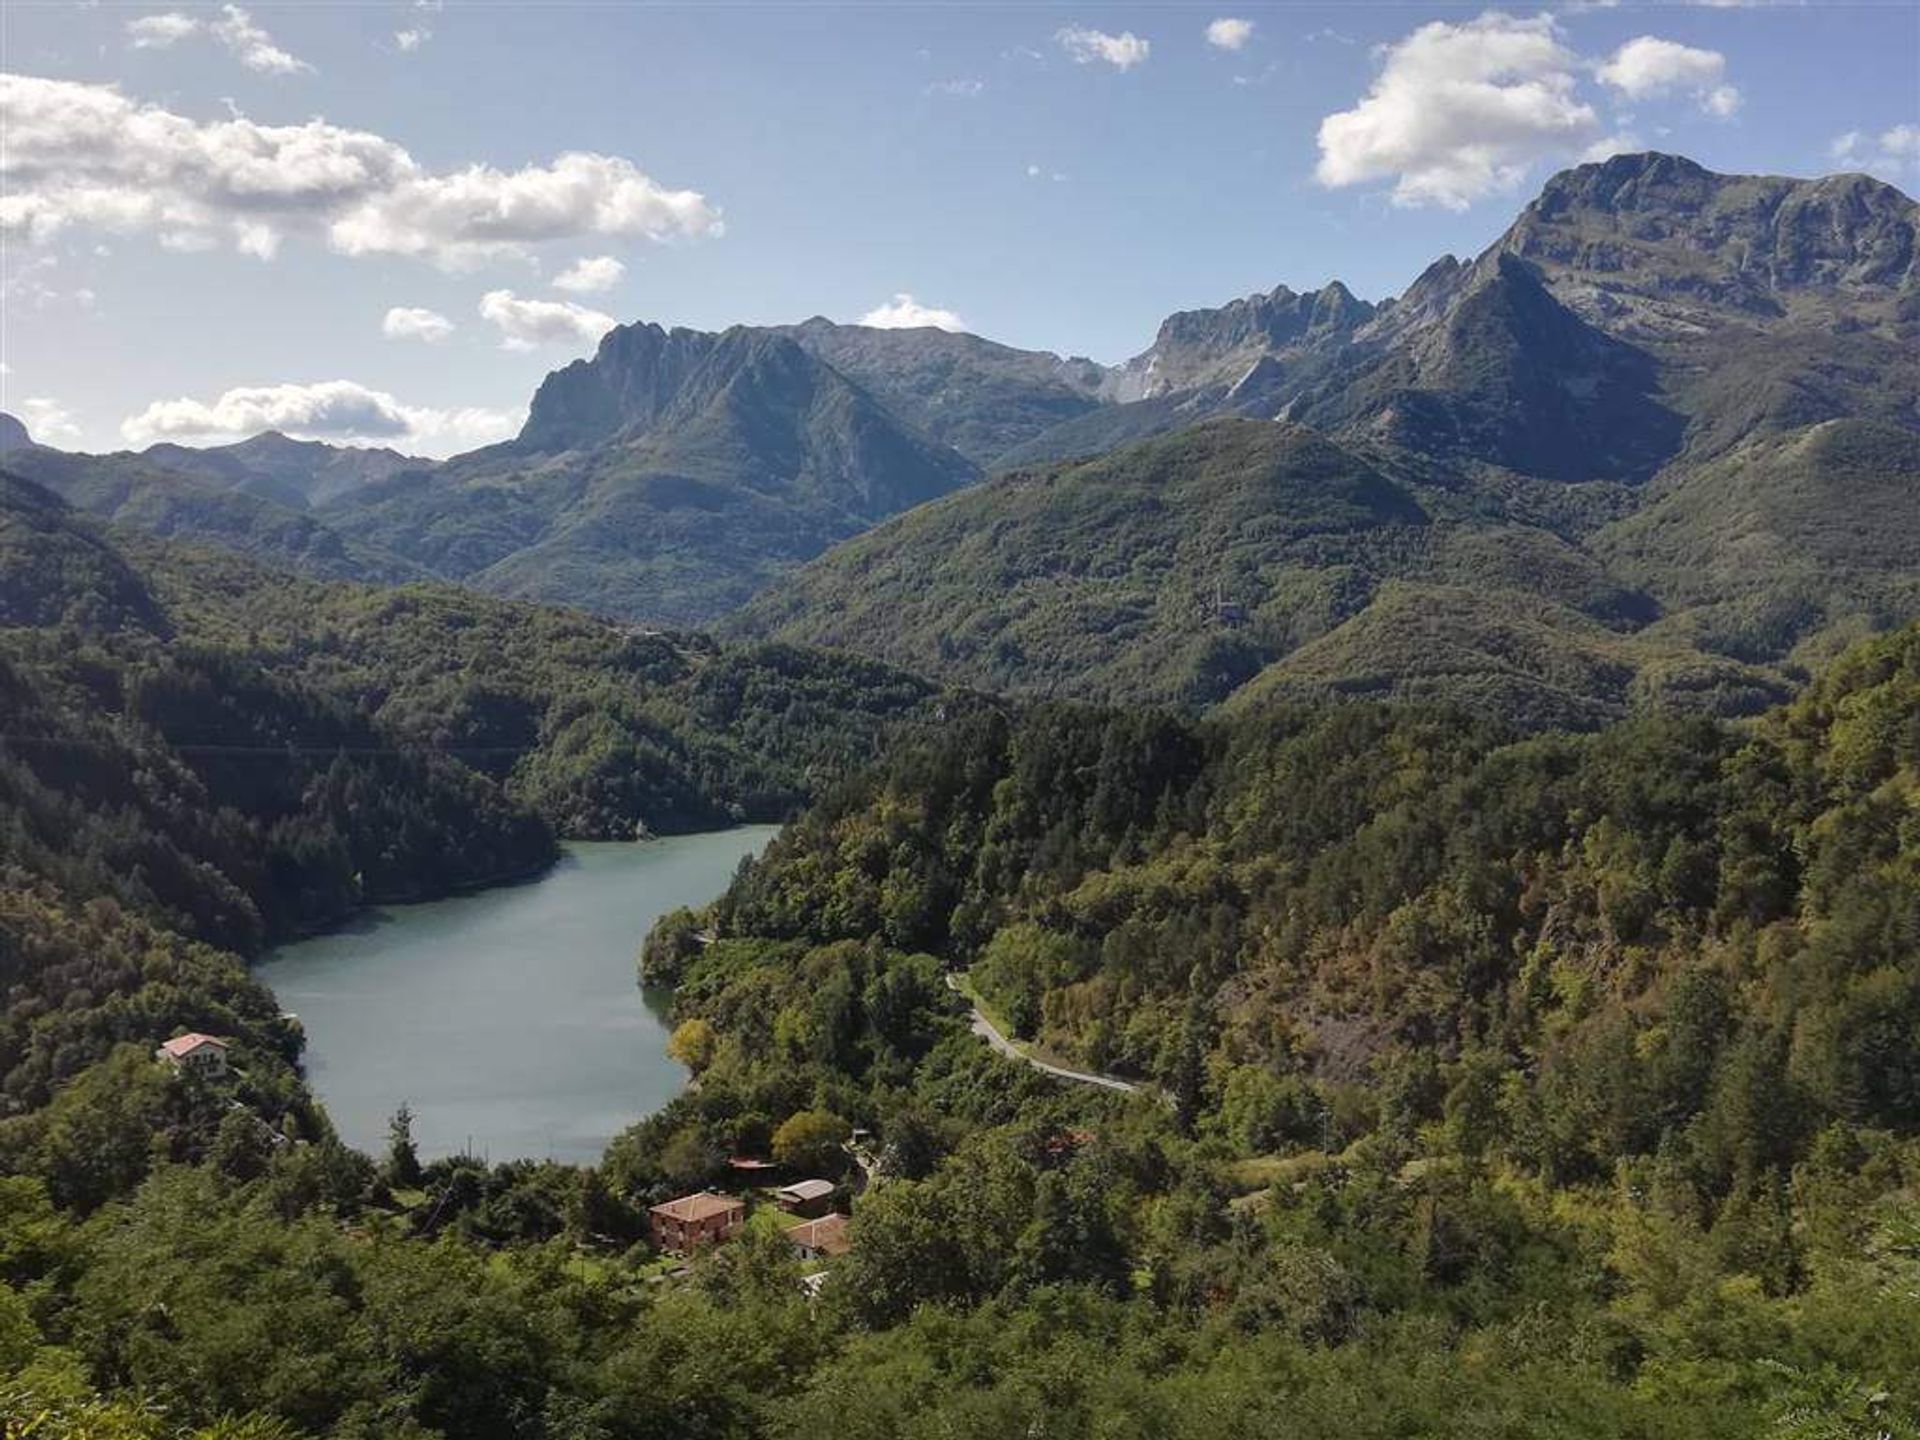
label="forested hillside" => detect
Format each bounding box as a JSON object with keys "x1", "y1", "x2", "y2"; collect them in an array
[
  {"x1": 1, "y1": 152, "x2": 1915, "y2": 1440},
  {"x1": 0, "y1": 473, "x2": 945, "y2": 1135},
  {"x1": 4, "y1": 576, "x2": 1915, "y2": 1432}
]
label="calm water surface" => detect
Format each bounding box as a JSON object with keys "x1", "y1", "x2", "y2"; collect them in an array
[{"x1": 257, "y1": 827, "x2": 778, "y2": 1165}]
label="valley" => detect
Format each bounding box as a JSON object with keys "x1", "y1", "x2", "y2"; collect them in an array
[{"x1": 2, "y1": 145, "x2": 1917, "y2": 1440}]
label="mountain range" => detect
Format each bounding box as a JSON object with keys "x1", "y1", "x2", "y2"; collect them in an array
[
  {"x1": 737, "y1": 153, "x2": 1920, "y2": 724},
  {"x1": 5, "y1": 152, "x2": 1915, "y2": 725}
]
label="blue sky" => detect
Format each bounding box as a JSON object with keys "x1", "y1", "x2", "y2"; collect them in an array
[{"x1": 2, "y1": 1, "x2": 1916, "y2": 456}]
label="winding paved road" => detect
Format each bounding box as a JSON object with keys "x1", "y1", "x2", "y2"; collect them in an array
[{"x1": 947, "y1": 975, "x2": 1140, "y2": 1095}]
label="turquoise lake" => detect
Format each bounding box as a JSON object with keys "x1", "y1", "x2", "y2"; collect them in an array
[{"x1": 256, "y1": 827, "x2": 779, "y2": 1165}]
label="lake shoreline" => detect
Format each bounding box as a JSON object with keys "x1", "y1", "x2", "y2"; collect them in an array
[
  {"x1": 256, "y1": 826, "x2": 780, "y2": 1165},
  {"x1": 260, "y1": 820, "x2": 773, "y2": 951}
]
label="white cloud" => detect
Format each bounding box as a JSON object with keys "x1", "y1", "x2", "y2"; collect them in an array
[
  {"x1": 1580, "y1": 131, "x2": 1644, "y2": 163},
  {"x1": 1205, "y1": 18, "x2": 1254, "y2": 51},
  {"x1": 1597, "y1": 36, "x2": 1738, "y2": 116},
  {"x1": 478, "y1": 289, "x2": 617, "y2": 350},
  {"x1": 926, "y1": 78, "x2": 985, "y2": 97},
  {"x1": 126, "y1": 12, "x2": 200, "y2": 48},
  {"x1": 1831, "y1": 124, "x2": 1920, "y2": 177},
  {"x1": 125, "y1": 6, "x2": 311, "y2": 74},
  {"x1": 551, "y1": 254, "x2": 625, "y2": 293},
  {"x1": 120, "y1": 379, "x2": 519, "y2": 456},
  {"x1": 329, "y1": 152, "x2": 723, "y2": 265},
  {"x1": 1056, "y1": 26, "x2": 1150, "y2": 71},
  {"x1": 0, "y1": 75, "x2": 723, "y2": 267},
  {"x1": 20, "y1": 397, "x2": 82, "y2": 446},
  {"x1": 395, "y1": 28, "x2": 430, "y2": 52},
  {"x1": 382, "y1": 305, "x2": 455, "y2": 342},
  {"x1": 210, "y1": 5, "x2": 312, "y2": 75},
  {"x1": 857, "y1": 293, "x2": 967, "y2": 332},
  {"x1": 1315, "y1": 13, "x2": 1598, "y2": 210},
  {"x1": 1702, "y1": 84, "x2": 1741, "y2": 118}
]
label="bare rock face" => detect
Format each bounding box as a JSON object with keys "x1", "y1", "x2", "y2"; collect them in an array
[
  {"x1": 516, "y1": 323, "x2": 724, "y2": 454},
  {"x1": 1109, "y1": 280, "x2": 1378, "y2": 401},
  {"x1": 1497, "y1": 152, "x2": 1920, "y2": 338}
]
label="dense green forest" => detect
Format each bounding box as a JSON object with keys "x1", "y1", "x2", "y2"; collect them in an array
[
  {"x1": 3, "y1": 438, "x2": 1916, "y2": 1438},
  {"x1": 0, "y1": 475, "x2": 946, "y2": 1130}
]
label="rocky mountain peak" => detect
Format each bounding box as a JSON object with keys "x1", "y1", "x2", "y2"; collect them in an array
[
  {"x1": 0, "y1": 412, "x2": 37, "y2": 453},
  {"x1": 1115, "y1": 279, "x2": 1379, "y2": 401},
  {"x1": 1501, "y1": 151, "x2": 1919, "y2": 306}
]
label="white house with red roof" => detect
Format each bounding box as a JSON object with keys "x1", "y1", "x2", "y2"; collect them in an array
[{"x1": 156, "y1": 1032, "x2": 229, "y2": 1075}]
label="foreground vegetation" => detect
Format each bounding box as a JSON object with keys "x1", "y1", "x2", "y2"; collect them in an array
[{"x1": 3, "y1": 461, "x2": 1916, "y2": 1431}]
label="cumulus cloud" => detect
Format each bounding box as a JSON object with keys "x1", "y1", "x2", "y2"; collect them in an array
[
  {"x1": 124, "y1": 6, "x2": 310, "y2": 73},
  {"x1": 1315, "y1": 13, "x2": 1598, "y2": 210},
  {"x1": 1580, "y1": 131, "x2": 1644, "y2": 163},
  {"x1": 1831, "y1": 124, "x2": 1920, "y2": 177},
  {"x1": 210, "y1": 5, "x2": 312, "y2": 74},
  {"x1": 395, "y1": 28, "x2": 431, "y2": 52},
  {"x1": 1056, "y1": 26, "x2": 1150, "y2": 71},
  {"x1": 0, "y1": 75, "x2": 722, "y2": 267},
  {"x1": 1598, "y1": 36, "x2": 1738, "y2": 116},
  {"x1": 329, "y1": 152, "x2": 722, "y2": 264},
  {"x1": 857, "y1": 293, "x2": 967, "y2": 332},
  {"x1": 382, "y1": 305, "x2": 454, "y2": 342},
  {"x1": 126, "y1": 12, "x2": 200, "y2": 48},
  {"x1": 1205, "y1": 18, "x2": 1254, "y2": 51},
  {"x1": 551, "y1": 255, "x2": 625, "y2": 293},
  {"x1": 120, "y1": 379, "x2": 519, "y2": 455},
  {"x1": 19, "y1": 397, "x2": 82, "y2": 447},
  {"x1": 478, "y1": 289, "x2": 617, "y2": 350}
]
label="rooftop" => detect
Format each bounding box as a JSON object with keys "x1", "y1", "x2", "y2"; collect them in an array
[
  {"x1": 785, "y1": 1213, "x2": 851, "y2": 1256},
  {"x1": 650, "y1": 1191, "x2": 745, "y2": 1223},
  {"x1": 158, "y1": 1033, "x2": 227, "y2": 1058},
  {"x1": 777, "y1": 1178, "x2": 836, "y2": 1202}
]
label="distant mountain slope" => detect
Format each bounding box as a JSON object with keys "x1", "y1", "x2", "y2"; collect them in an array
[
  {"x1": 1105, "y1": 280, "x2": 1376, "y2": 402},
  {"x1": 322, "y1": 324, "x2": 982, "y2": 622},
  {"x1": 735, "y1": 417, "x2": 1795, "y2": 719},
  {"x1": 741, "y1": 154, "x2": 1918, "y2": 723},
  {"x1": 1007, "y1": 152, "x2": 1918, "y2": 470},
  {"x1": 734, "y1": 419, "x2": 1432, "y2": 705},
  {"x1": 0, "y1": 421, "x2": 423, "y2": 584},
  {"x1": 1284, "y1": 253, "x2": 1686, "y2": 484},
  {"x1": 10, "y1": 152, "x2": 1914, "y2": 678},
  {"x1": 0, "y1": 474, "x2": 954, "y2": 850},
  {"x1": 142, "y1": 431, "x2": 426, "y2": 508},
  {"x1": 0, "y1": 412, "x2": 431, "y2": 583},
  {"x1": 777, "y1": 317, "x2": 1107, "y2": 466},
  {"x1": 1596, "y1": 418, "x2": 1920, "y2": 667}
]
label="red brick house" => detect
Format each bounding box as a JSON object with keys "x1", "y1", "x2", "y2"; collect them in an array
[{"x1": 649, "y1": 1191, "x2": 745, "y2": 1253}]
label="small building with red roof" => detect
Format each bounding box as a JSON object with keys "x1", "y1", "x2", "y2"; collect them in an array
[
  {"x1": 156, "y1": 1033, "x2": 229, "y2": 1075},
  {"x1": 648, "y1": 1191, "x2": 746, "y2": 1253}
]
